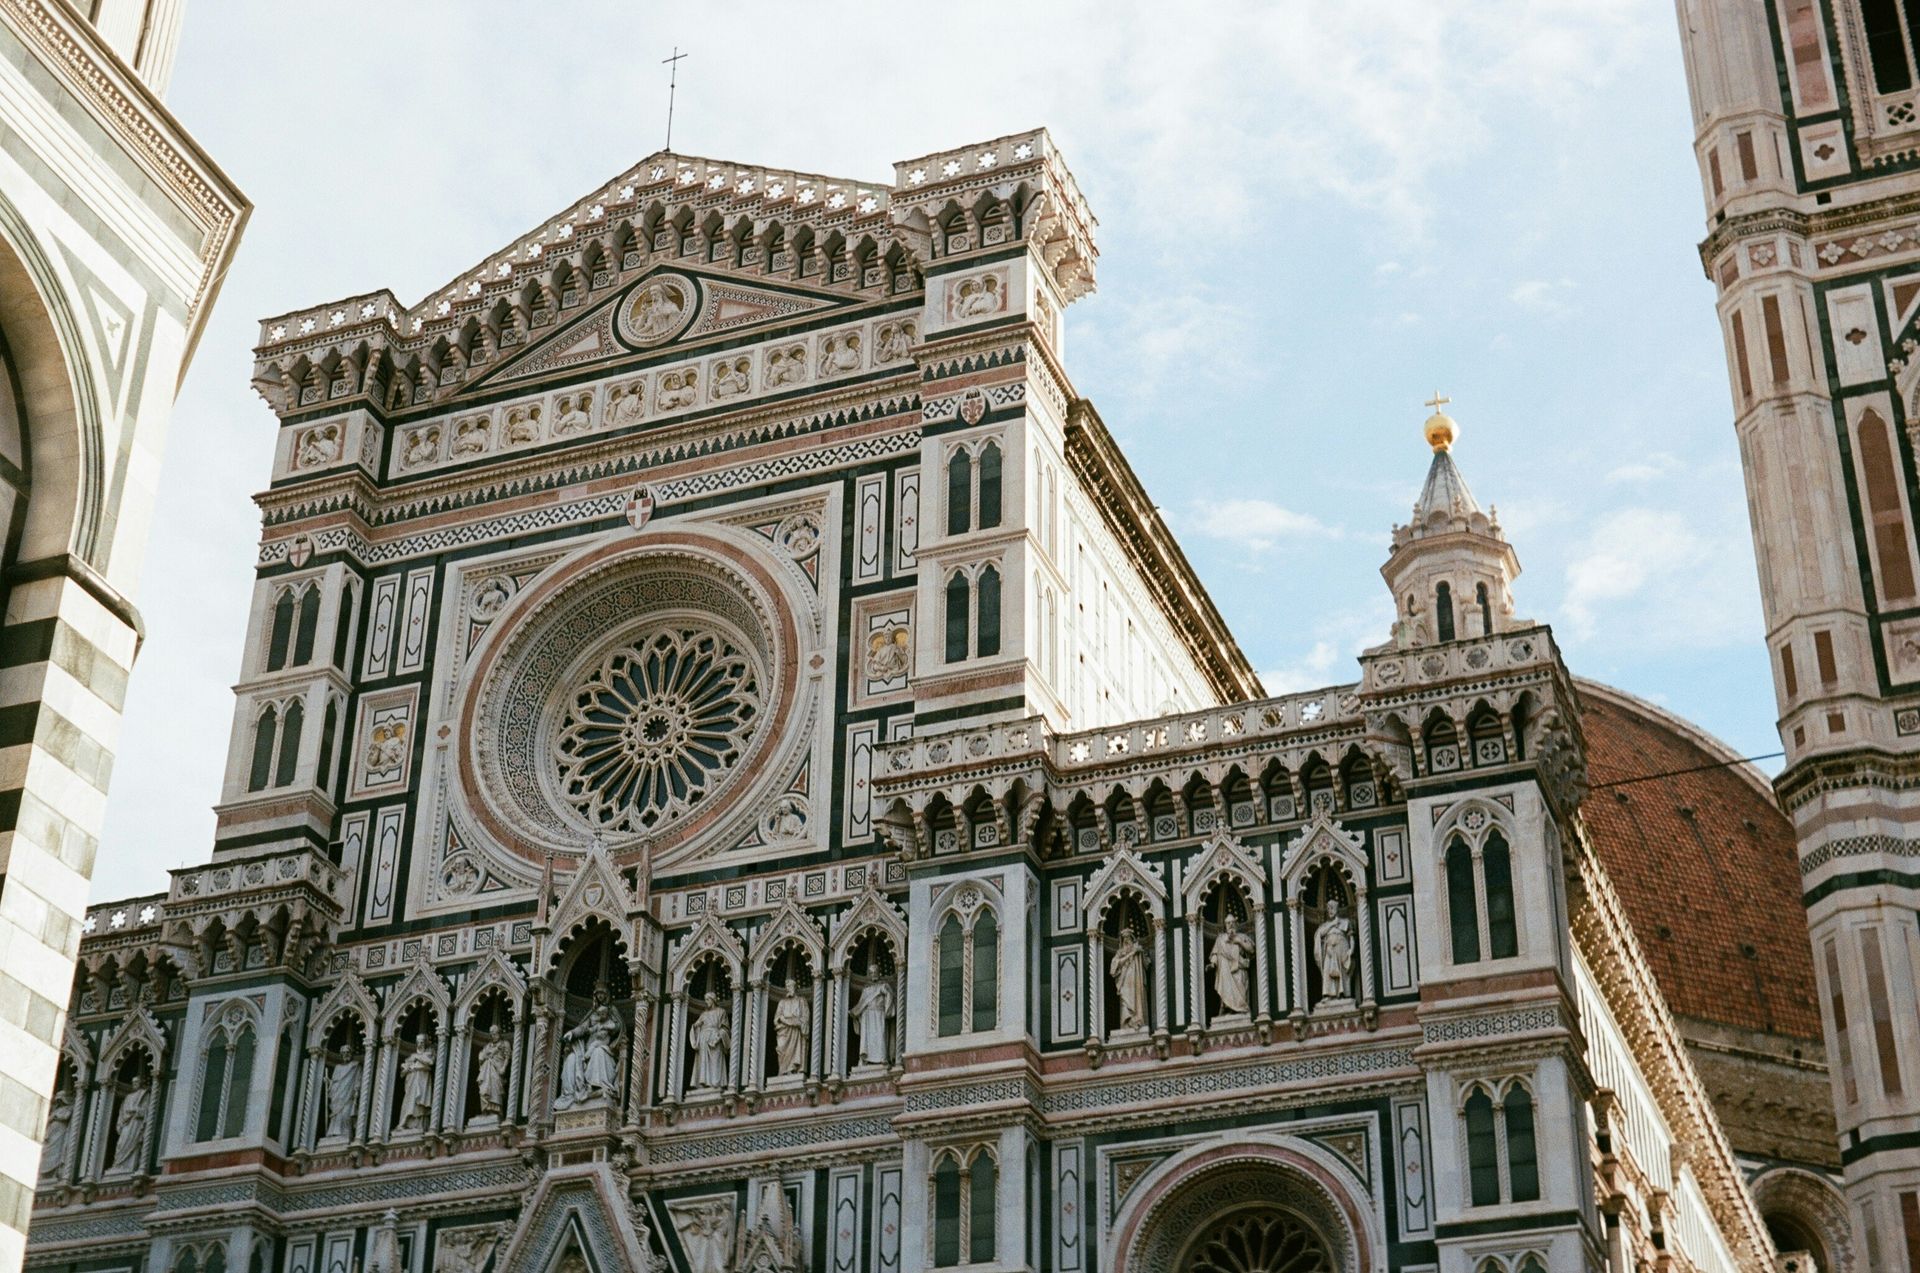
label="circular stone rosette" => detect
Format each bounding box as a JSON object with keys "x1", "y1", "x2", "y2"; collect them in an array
[
  {"x1": 617, "y1": 273, "x2": 697, "y2": 347},
  {"x1": 460, "y1": 532, "x2": 803, "y2": 866}
]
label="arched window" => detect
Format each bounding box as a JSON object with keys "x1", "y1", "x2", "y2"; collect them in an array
[
  {"x1": 1516, "y1": 1258, "x2": 1546, "y2": 1273},
  {"x1": 195, "y1": 1018, "x2": 254, "y2": 1142},
  {"x1": 1464, "y1": 1079, "x2": 1540, "y2": 1206},
  {"x1": 266, "y1": 1029, "x2": 294, "y2": 1142},
  {"x1": 1476, "y1": 582, "x2": 1492, "y2": 634},
  {"x1": 971, "y1": 909, "x2": 998, "y2": 1033},
  {"x1": 203, "y1": 1249, "x2": 227, "y2": 1273},
  {"x1": 1483, "y1": 833, "x2": 1518, "y2": 960},
  {"x1": 266, "y1": 589, "x2": 295, "y2": 671},
  {"x1": 978, "y1": 442, "x2": 1002, "y2": 529},
  {"x1": 1465, "y1": 1086, "x2": 1500, "y2": 1206},
  {"x1": 172, "y1": 1254, "x2": 200, "y2": 1273},
  {"x1": 1504, "y1": 1082, "x2": 1540, "y2": 1202},
  {"x1": 1861, "y1": 0, "x2": 1920, "y2": 93},
  {"x1": 947, "y1": 448, "x2": 973, "y2": 536},
  {"x1": 938, "y1": 914, "x2": 965, "y2": 1036},
  {"x1": 1857, "y1": 409, "x2": 1918, "y2": 602},
  {"x1": 931, "y1": 1147, "x2": 997, "y2": 1267},
  {"x1": 331, "y1": 582, "x2": 357, "y2": 670},
  {"x1": 292, "y1": 585, "x2": 321, "y2": 665},
  {"x1": 976, "y1": 565, "x2": 1001, "y2": 657},
  {"x1": 1446, "y1": 837, "x2": 1480, "y2": 963},
  {"x1": 248, "y1": 705, "x2": 278, "y2": 793},
  {"x1": 945, "y1": 573, "x2": 971, "y2": 664},
  {"x1": 936, "y1": 902, "x2": 999, "y2": 1037},
  {"x1": 317, "y1": 701, "x2": 339, "y2": 800},
  {"x1": 1435, "y1": 581, "x2": 1455, "y2": 642},
  {"x1": 275, "y1": 698, "x2": 304, "y2": 788}
]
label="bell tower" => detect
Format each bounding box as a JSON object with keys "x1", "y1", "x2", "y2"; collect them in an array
[{"x1": 1675, "y1": 0, "x2": 1920, "y2": 1261}]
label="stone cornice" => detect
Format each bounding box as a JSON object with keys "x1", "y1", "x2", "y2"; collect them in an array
[
  {"x1": 1567, "y1": 817, "x2": 1776, "y2": 1269},
  {"x1": 0, "y1": 0, "x2": 249, "y2": 353}
]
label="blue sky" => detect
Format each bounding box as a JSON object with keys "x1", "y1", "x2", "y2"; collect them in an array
[{"x1": 92, "y1": 0, "x2": 1770, "y2": 899}]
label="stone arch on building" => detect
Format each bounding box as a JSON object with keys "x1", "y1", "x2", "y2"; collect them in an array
[
  {"x1": 1107, "y1": 1134, "x2": 1381, "y2": 1273},
  {"x1": 1749, "y1": 1166, "x2": 1852, "y2": 1273}
]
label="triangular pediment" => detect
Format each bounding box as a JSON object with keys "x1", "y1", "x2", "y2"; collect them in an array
[
  {"x1": 496, "y1": 1164, "x2": 659, "y2": 1272},
  {"x1": 470, "y1": 266, "x2": 845, "y2": 393}
]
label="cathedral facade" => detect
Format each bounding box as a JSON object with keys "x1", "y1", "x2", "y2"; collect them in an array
[{"x1": 21, "y1": 129, "x2": 1841, "y2": 1272}]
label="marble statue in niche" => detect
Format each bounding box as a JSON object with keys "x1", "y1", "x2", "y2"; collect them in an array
[
  {"x1": 393, "y1": 1032, "x2": 435, "y2": 1133},
  {"x1": 1110, "y1": 928, "x2": 1149, "y2": 1031},
  {"x1": 851, "y1": 978, "x2": 893, "y2": 1068},
  {"x1": 1315, "y1": 897, "x2": 1355, "y2": 1001},
  {"x1": 324, "y1": 1042, "x2": 360, "y2": 1139},
  {"x1": 296, "y1": 423, "x2": 341, "y2": 468},
  {"x1": 1208, "y1": 913, "x2": 1255, "y2": 1017},
  {"x1": 37, "y1": 1089, "x2": 72, "y2": 1180},
  {"x1": 867, "y1": 623, "x2": 911, "y2": 684},
  {"x1": 689, "y1": 995, "x2": 731, "y2": 1092},
  {"x1": 107, "y1": 1075, "x2": 149, "y2": 1174},
  {"x1": 473, "y1": 1028, "x2": 509, "y2": 1118},
  {"x1": 554, "y1": 989, "x2": 622, "y2": 1109},
  {"x1": 773, "y1": 984, "x2": 810, "y2": 1077},
  {"x1": 875, "y1": 319, "x2": 918, "y2": 365}
]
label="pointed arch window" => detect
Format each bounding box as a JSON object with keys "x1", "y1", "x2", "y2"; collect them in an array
[
  {"x1": 1483, "y1": 832, "x2": 1518, "y2": 960},
  {"x1": 947, "y1": 448, "x2": 974, "y2": 535},
  {"x1": 266, "y1": 590, "x2": 295, "y2": 671},
  {"x1": 1446, "y1": 837, "x2": 1481, "y2": 963},
  {"x1": 977, "y1": 442, "x2": 1002, "y2": 529},
  {"x1": 275, "y1": 699, "x2": 304, "y2": 788},
  {"x1": 945, "y1": 573, "x2": 971, "y2": 664},
  {"x1": 1463, "y1": 1079, "x2": 1541, "y2": 1206},
  {"x1": 935, "y1": 902, "x2": 999, "y2": 1038},
  {"x1": 1476, "y1": 582, "x2": 1493, "y2": 635},
  {"x1": 316, "y1": 701, "x2": 340, "y2": 801},
  {"x1": 292, "y1": 585, "x2": 321, "y2": 665},
  {"x1": 1447, "y1": 818, "x2": 1522, "y2": 967},
  {"x1": 976, "y1": 566, "x2": 1001, "y2": 657},
  {"x1": 331, "y1": 582, "x2": 357, "y2": 670},
  {"x1": 1435, "y1": 581, "x2": 1456, "y2": 642},
  {"x1": 195, "y1": 1018, "x2": 256, "y2": 1142},
  {"x1": 1857, "y1": 409, "x2": 1917, "y2": 602},
  {"x1": 932, "y1": 1146, "x2": 998, "y2": 1267},
  {"x1": 1860, "y1": 0, "x2": 1920, "y2": 93},
  {"x1": 248, "y1": 705, "x2": 279, "y2": 793}
]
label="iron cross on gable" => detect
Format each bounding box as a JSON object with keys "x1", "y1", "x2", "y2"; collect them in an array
[{"x1": 662, "y1": 47, "x2": 689, "y2": 153}]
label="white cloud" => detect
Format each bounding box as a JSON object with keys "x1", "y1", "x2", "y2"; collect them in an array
[
  {"x1": 1188, "y1": 498, "x2": 1342, "y2": 554},
  {"x1": 1560, "y1": 507, "x2": 1757, "y2": 648},
  {"x1": 1603, "y1": 452, "x2": 1684, "y2": 484},
  {"x1": 1509, "y1": 277, "x2": 1575, "y2": 313},
  {"x1": 1263, "y1": 641, "x2": 1343, "y2": 695}
]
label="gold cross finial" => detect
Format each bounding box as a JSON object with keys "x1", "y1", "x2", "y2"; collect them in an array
[
  {"x1": 1424, "y1": 390, "x2": 1450, "y2": 414},
  {"x1": 1423, "y1": 391, "x2": 1458, "y2": 452}
]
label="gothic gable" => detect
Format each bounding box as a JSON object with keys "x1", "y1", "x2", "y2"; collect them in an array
[{"x1": 496, "y1": 1164, "x2": 658, "y2": 1272}]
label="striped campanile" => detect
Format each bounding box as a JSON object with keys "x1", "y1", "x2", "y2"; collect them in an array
[
  {"x1": 0, "y1": 2, "x2": 245, "y2": 1268},
  {"x1": 1675, "y1": 0, "x2": 1920, "y2": 1263}
]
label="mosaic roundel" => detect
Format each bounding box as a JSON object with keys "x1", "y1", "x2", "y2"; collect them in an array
[
  {"x1": 618, "y1": 274, "x2": 696, "y2": 346},
  {"x1": 552, "y1": 626, "x2": 763, "y2": 832}
]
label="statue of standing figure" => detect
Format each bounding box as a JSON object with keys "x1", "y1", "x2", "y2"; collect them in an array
[
  {"x1": 1109, "y1": 929, "x2": 1150, "y2": 1031},
  {"x1": 38, "y1": 1089, "x2": 72, "y2": 1181},
  {"x1": 773, "y1": 985, "x2": 810, "y2": 1077},
  {"x1": 1315, "y1": 897, "x2": 1356, "y2": 1001},
  {"x1": 106, "y1": 1075, "x2": 149, "y2": 1174},
  {"x1": 689, "y1": 997, "x2": 732, "y2": 1092},
  {"x1": 473, "y1": 1027, "x2": 510, "y2": 1118},
  {"x1": 555, "y1": 990, "x2": 623, "y2": 1110},
  {"x1": 393, "y1": 1031, "x2": 435, "y2": 1134},
  {"x1": 850, "y1": 978, "x2": 893, "y2": 1068},
  {"x1": 1208, "y1": 913, "x2": 1256, "y2": 1016},
  {"x1": 324, "y1": 1043, "x2": 360, "y2": 1140}
]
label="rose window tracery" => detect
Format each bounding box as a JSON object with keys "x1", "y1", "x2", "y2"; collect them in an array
[
  {"x1": 553, "y1": 627, "x2": 761, "y2": 831},
  {"x1": 1186, "y1": 1211, "x2": 1334, "y2": 1273}
]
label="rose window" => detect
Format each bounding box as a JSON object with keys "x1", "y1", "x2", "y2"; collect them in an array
[
  {"x1": 1186, "y1": 1211, "x2": 1333, "y2": 1273},
  {"x1": 552, "y1": 627, "x2": 762, "y2": 832}
]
